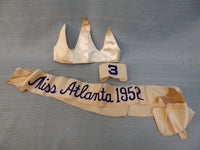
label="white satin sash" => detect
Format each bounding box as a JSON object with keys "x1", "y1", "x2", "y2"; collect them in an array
[{"x1": 7, "y1": 67, "x2": 195, "y2": 140}]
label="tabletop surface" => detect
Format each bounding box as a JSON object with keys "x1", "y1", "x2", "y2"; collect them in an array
[{"x1": 0, "y1": 0, "x2": 200, "y2": 149}]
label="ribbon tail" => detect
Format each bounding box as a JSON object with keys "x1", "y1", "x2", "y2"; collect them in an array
[
  {"x1": 6, "y1": 67, "x2": 42, "y2": 92},
  {"x1": 178, "y1": 129, "x2": 187, "y2": 140},
  {"x1": 152, "y1": 103, "x2": 195, "y2": 140}
]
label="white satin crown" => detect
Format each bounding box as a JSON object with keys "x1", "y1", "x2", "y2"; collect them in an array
[{"x1": 54, "y1": 16, "x2": 120, "y2": 64}]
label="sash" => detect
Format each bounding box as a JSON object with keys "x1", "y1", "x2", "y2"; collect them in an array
[{"x1": 6, "y1": 67, "x2": 195, "y2": 140}]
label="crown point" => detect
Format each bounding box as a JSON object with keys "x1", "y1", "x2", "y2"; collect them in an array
[
  {"x1": 60, "y1": 23, "x2": 67, "y2": 37},
  {"x1": 106, "y1": 27, "x2": 114, "y2": 37},
  {"x1": 61, "y1": 23, "x2": 66, "y2": 29},
  {"x1": 82, "y1": 16, "x2": 90, "y2": 27},
  {"x1": 106, "y1": 27, "x2": 111, "y2": 33},
  {"x1": 61, "y1": 24, "x2": 67, "y2": 31}
]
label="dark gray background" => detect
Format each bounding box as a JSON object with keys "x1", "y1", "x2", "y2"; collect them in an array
[{"x1": 0, "y1": 0, "x2": 200, "y2": 149}]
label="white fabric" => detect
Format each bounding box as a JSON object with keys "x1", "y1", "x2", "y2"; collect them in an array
[
  {"x1": 99, "y1": 63, "x2": 128, "y2": 82},
  {"x1": 54, "y1": 17, "x2": 120, "y2": 64},
  {"x1": 7, "y1": 67, "x2": 195, "y2": 140}
]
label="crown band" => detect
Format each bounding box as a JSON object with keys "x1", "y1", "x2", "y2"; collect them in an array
[{"x1": 54, "y1": 16, "x2": 121, "y2": 64}]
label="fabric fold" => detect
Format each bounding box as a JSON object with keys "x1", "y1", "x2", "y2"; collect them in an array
[
  {"x1": 6, "y1": 67, "x2": 195, "y2": 139},
  {"x1": 152, "y1": 103, "x2": 195, "y2": 139}
]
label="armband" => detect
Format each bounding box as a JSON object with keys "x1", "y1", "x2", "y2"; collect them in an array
[{"x1": 99, "y1": 63, "x2": 128, "y2": 82}]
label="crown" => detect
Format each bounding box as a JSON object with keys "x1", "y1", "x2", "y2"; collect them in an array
[{"x1": 54, "y1": 16, "x2": 120, "y2": 64}]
